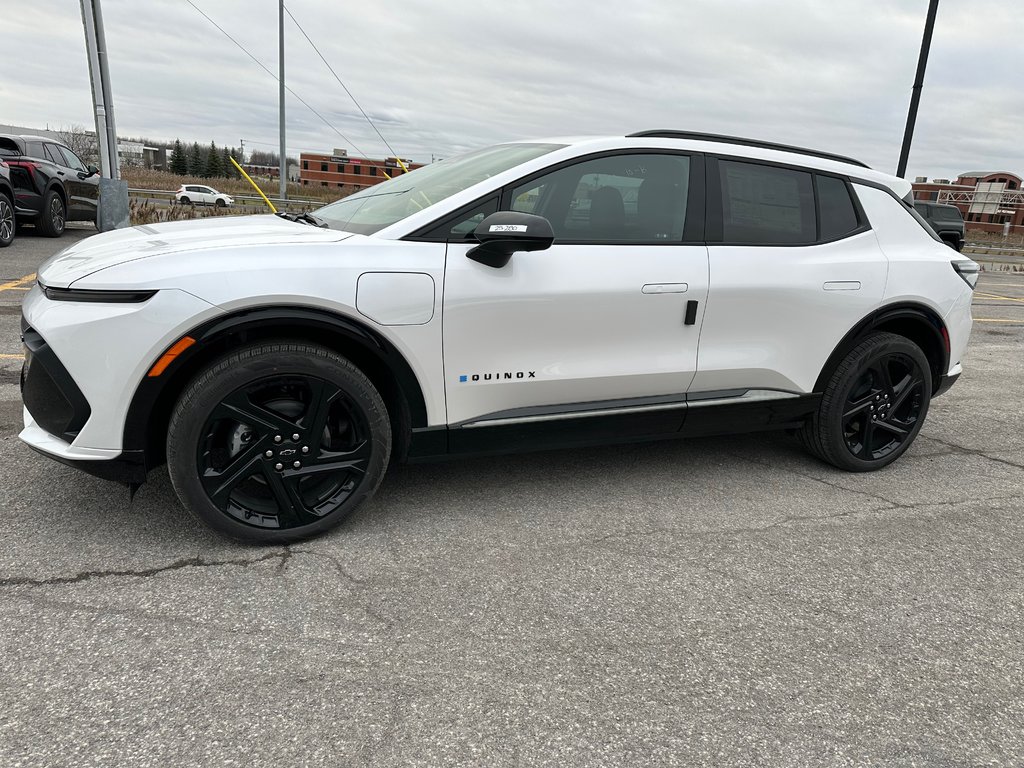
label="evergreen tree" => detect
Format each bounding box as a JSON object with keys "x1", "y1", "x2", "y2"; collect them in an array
[
  {"x1": 221, "y1": 147, "x2": 234, "y2": 178},
  {"x1": 205, "y1": 141, "x2": 224, "y2": 178},
  {"x1": 186, "y1": 142, "x2": 204, "y2": 176},
  {"x1": 168, "y1": 139, "x2": 187, "y2": 175}
]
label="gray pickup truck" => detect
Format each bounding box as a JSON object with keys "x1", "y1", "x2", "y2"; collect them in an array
[{"x1": 913, "y1": 202, "x2": 965, "y2": 251}]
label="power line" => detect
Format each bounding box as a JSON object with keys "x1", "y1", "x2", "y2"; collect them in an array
[
  {"x1": 283, "y1": 3, "x2": 406, "y2": 168},
  {"x1": 183, "y1": 0, "x2": 370, "y2": 158}
]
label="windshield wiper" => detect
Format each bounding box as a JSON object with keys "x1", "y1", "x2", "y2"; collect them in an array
[{"x1": 275, "y1": 211, "x2": 328, "y2": 228}]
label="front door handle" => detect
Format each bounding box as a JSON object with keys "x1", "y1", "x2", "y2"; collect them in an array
[{"x1": 641, "y1": 283, "x2": 688, "y2": 294}]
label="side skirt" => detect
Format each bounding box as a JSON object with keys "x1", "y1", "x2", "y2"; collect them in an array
[{"x1": 406, "y1": 392, "x2": 821, "y2": 462}]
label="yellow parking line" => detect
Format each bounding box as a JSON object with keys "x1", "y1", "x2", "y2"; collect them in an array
[
  {"x1": 976, "y1": 292, "x2": 1024, "y2": 304},
  {"x1": 975, "y1": 318, "x2": 1024, "y2": 324},
  {"x1": 0, "y1": 353, "x2": 25, "y2": 359},
  {"x1": 0, "y1": 273, "x2": 35, "y2": 292}
]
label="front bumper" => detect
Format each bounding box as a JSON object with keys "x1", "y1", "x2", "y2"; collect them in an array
[{"x1": 21, "y1": 408, "x2": 146, "y2": 483}]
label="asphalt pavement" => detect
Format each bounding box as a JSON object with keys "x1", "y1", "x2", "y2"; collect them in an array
[{"x1": 0, "y1": 226, "x2": 1022, "y2": 767}]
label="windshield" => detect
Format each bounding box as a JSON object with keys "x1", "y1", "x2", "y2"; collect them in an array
[{"x1": 313, "y1": 143, "x2": 564, "y2": 235}]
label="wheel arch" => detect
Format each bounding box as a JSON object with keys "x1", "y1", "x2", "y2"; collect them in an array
[
  {"x1": 814, "y1": 302, "x2": 949, "y2": 395},
  {"x1": 123, "y1": 305, "x2": 429, "y2": 470}
]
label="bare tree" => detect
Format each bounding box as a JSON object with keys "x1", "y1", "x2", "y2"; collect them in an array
[{"x1": 55, "y1": 124, "x2": 99, "y2": 166}]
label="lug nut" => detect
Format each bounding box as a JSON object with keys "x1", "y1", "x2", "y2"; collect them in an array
[
  {"x1": 293, "y1": 461, "x2": 301, "y2": 469},
  {"x1": 274, "y1": 435, "x2": 282, "y2": 443},
  {"x1": 292, "y1": 433, "x2": 300, "y2": 441},
  {"x1": 301, "y1": 446, "x2": 309, "y2": 454},
  {"x1": 265, "y1": 450, "x2": 273, "y2": 458},
  {"x1": 274, "y1": 462, "x2": 283, "y2": 471}
]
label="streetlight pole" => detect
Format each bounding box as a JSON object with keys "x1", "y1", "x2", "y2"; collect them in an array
[
  {"x1": 278, "y1": 0, "x2": 287, "y2": 199},
  {"x1": 896, "y1": 0, "x2": 940, "y2": 178},
  {"x1": 80, "y1": 0, "x2": 128, "y2": 229}
]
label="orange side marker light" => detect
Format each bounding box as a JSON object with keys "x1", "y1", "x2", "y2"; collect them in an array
[{"x1": 147, "y1": 336, "x2": 196, "y2": 377}]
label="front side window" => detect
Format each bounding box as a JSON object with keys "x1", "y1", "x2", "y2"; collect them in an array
[
  {"x1": 43, "y1": 144, "x2": 64, "y2": 166},
  {"x1": 314, "y1": 142, "x2": 563, "y2": 235},
  {"x1": 508, "y1": 153, "x2": 690, "y2": 242},
  {"x1": 719, "y1": 160, "x2": 815, "y2": 244},
  {"x1": 57, "y1": 146, "x2": 87, "y2": 172}
]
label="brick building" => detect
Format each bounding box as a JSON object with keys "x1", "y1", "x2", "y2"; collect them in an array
[
  {"x1": 299, "y1": 148, "x2": 423, "y2": 191},
  {"x1": 912, "y1": 171, "x2": 1024, "y2": 234}
]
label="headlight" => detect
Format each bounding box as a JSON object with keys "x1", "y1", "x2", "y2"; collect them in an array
[{"x1": 39, "y1": 281, "x2": 157, "y2": 303}]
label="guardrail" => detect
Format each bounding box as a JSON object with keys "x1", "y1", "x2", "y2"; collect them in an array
[{"x1": 127, "y1": 188, "x2": 324, "y2": 212}]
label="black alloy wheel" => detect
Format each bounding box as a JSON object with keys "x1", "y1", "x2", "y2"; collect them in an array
[
  {"x1": 840, "y1": 353, "x2": 926, "y2": 461},
  {"x1": 0, "y1": 194, "x2": 13, "y2": 247},
  {"x1": 167, "y1": 342, "x2": 391, "y2": 543},
  {"x1": 38, "y1": 191, "x2": 65, "y2": 237},
  {"x1": 799, "y1": 332, "x2": 932, "y2": 471}
]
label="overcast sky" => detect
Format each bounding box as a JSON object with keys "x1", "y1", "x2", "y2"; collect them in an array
[{"x1": 2, "y1": 1, "x2": 1020, "y2": 180}]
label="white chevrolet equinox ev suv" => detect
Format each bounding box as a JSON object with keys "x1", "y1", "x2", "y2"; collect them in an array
[{"x1": 21, "y1": 131, "x2": 978, "y2": 543}]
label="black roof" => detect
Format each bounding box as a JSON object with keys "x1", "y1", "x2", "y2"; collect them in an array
[{"x1": 627, "y1": 130, "x2": 869, "y2": 169}]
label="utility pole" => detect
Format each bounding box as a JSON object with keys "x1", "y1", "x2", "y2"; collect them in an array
[
  {"x1": 278, "y1": 0, "x2": 287, "y2": 199},
  {"x1": 896, "y1": 0, "x2": 940, "y2": 178},
  {"x1": 239, "y1": 139, "x2": 245, "y2": 164},
  {"x1": 80, "y1": 0, "x2": 128, "y2": 229}
]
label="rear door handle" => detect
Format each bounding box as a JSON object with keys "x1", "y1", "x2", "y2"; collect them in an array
[
  {"x1": 684, "y1": 300, "x2": 699, "y2": 325},
  {"x1": 641, "y1": 283, "x2": 688, "y2": 294}
]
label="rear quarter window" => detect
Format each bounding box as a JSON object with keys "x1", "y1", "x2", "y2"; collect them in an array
[{"x1": 817, "y1": 175, "x2": 861, "y2": 240}]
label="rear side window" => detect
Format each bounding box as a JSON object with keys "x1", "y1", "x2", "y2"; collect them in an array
[
  {"x1": 25, "y1": 141, "x2": 45, "y2": 160},
  {"x1": 718, "y1": 160, "x2": 815, "y2": 244},
  {"x1": 816, "y1": 175, "x2": 860, "y2": 240}
]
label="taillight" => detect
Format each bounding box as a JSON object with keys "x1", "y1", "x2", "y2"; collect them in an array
[{"x1": 951, "y1": 259, "x2": 980, "y2": 289}]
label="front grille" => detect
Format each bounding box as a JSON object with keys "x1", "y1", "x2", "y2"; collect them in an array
[{"x1": 20, "y1": 322, "x2": 91, "y2": 441}]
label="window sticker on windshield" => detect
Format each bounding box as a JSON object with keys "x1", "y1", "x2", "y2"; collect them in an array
[{"x1": 489, "y1": 224, "x2": 528, "y2": 233}]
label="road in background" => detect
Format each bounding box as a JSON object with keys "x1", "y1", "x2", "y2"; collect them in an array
[{"x1": 0, "y1": 230, "x2": 1022, "y2": 766}]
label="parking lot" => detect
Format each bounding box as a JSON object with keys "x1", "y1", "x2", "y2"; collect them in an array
[{"x1": 0, "y1": 229, "x2": 1022, "y2": 766}]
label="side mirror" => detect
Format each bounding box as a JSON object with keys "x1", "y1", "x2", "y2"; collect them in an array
[
  {"x1": 87, "y1": 165, "x2": 99, "y2": 176},
  {"x1": 467, "y1": 212, "x2": 554, "y2": 268}
]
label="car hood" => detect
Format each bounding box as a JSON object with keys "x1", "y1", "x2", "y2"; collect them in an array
[{"x1": 38, "y1": 214, "x2": 353, "y2": 288}]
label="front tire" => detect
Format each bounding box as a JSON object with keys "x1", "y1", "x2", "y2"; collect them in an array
[
  {"x1": 37, "y1": 190, "x2": 65, "y2": 237},
  {"x1": 799, "y1": 332, "x2": 931, "y2": 471},
  {"x1": 167, "y1": 342, "x2": 392, "y2": 544}
]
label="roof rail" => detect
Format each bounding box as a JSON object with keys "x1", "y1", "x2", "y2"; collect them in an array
[{"x1": 627, "y1": 130, "x2": 870, "y2": 169}]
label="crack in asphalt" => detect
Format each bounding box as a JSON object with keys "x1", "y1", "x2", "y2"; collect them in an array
[
  {"x1": 0, "y1": 550, "x2": 288, "y2": 588},
  {"x1": 918, "y1": 435, "x2": 1024, "y2": 471},
  {"x1": 590, "y1": 493, "x2": 1023, "y2": 547}
]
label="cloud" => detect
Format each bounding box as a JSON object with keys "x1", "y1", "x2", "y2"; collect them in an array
[{"x1": 2, "y1": 0, "x2": 1020, "y2": 181}]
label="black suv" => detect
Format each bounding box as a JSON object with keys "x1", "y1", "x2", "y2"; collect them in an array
[
  {"x1": 913, "y1": 202, "x2": 965, "y2": 251},
  {"x1": 0, "y1": 158, "x2": 14, "y2": 247},
  {"x1": 0, "y1": 135, "x2": 99, "y2": 237}
]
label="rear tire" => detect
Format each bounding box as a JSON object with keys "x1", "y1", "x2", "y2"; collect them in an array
[
  {"x1": 179, "y1": 196, "x2": 191, "y2": 205},
  {"x1": 37, "y1": 190, "x2": 65, "y2": 237},
  {"x1": 0, "y1": 193, "x2": 14, "y2": 247},
  {"x1": 799, "y1": 332, "x2": 931, "y2": 471},
  {"x1": 166, "y1": 342, "x2": 392, "y2": 544}
]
